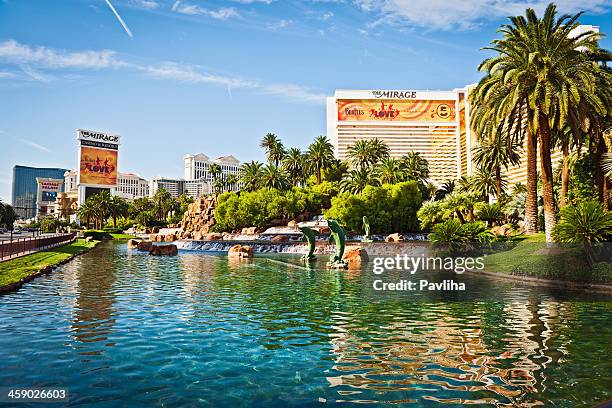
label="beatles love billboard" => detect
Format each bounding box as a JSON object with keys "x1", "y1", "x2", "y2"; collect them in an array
[{"x1": 338, "y1": 99, "x2": 456, "y2": 122}]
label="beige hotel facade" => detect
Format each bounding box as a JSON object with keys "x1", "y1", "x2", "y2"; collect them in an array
[{"x1": 326, "y1": 88, "x2": 562, "y2": 188}]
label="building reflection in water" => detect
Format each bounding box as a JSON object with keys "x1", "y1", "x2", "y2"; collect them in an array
[{"x1": 325, "y1": 291, "x2": 572, "y2": 406}]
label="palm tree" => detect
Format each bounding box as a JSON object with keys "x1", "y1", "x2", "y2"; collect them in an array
[
  {"x1": 340, "y1": 167, "x2": 375, "y2": 194},
  {"x1": 260, "y1": 133, "x2": 285, "y2": 166},
  {"x1": 553, "y1": 201, "x2": 612, "y2": 265},
  {"x1": 209, "y1": 163, "x2": 222, "y2": 194},
  {"x1": 471, "y1": 167, "x2": 500, "y2": 202},
  {"x1": 77, "y1": 198, "x2": 96, "y2": 229},
  {"x1": 109, "y1": 195, "x2": 128, "y2": 228},
  {"x1": 308, "y1": 135, "x2": 335, "y2": 185},
  {"x1": 472, "y1": 4, "x2": 604, "y2": 241},
  {"x1": 152, "y1": 188, "x2": 172, "y2": 222},
  {"x1": 436, "y1": 180, "x2": 455, "y2": 201},
  {"x1": 375, "y1": 158, "x2": 402, "y2": 184},
  {"x1": 261, "y1": 164, "x2": 290, "y2": 190},
  {"x1": 225, "y1": 173, "x2": 239, "y2": 192},
  {"x1": 401, "y1": 152, "x2": 429, "y2": 183},
  {"x1": 240, "y1": 160, "x2": 264, "y2": 192},
  {"x1": 346, "y1": 138, "x2": 389, "y2": 170},
  {"x1": 283, "y1": 147, "x2": 303, "y2": 187},
  {"x1": 472, "y1": 128, "x2": 521, "y2": 198}
]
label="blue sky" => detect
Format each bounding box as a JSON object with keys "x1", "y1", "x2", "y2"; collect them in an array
[{"x1": 0, "y1": 0, "x2": 610, "y2": 202}]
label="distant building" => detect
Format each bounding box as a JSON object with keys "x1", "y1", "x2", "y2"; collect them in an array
[
  {"x1": 64, "y1": 169, "x2": 149, "y2": 200},
  {"x1": 150, "y1": 154, "x2": 241, "y2": 198},
  {"x1": 12, "y1": 165, "x2": 69, "y2": 220},
  {"x1": 116, "y1": 172, "x2": 149, "y2": 200},
  {"x1": 150, "y1": 177, "x2": 184, "y2": 198}
]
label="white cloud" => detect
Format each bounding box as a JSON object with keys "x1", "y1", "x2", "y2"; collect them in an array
[
  {"x1": 0, "y1": 71, "x2": 16, "y2": 79},
  {"x1": 354, "y1": 0, "x2": 611, "y2": 30},
  {"x1": 18, "y1": 138, "x2": 52, "y2": 153},
  {"x1": 130, "y1": 0, "x2": 159, "y2": 9},
  {"x1": 267, "y1": 19, "x2": 292, "y2": 30},
  {"x1": 0, "y1": 40, "x2": 126, "y2": 69},
  {"x1": 0, "y1": 40, "x2": 325, "y2": 104},
  {"x1": 172, "y1": 1, "x2": 240, "y2": 20},
  {"x1": 321, "y1": 11, "x2": 334, "y2": 20}
]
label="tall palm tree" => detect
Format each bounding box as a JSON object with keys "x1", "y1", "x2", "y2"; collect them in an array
[
  {"x1": 375, "y1": 158, "x2": 402, "y2": 184},
  {"x1": 209, "y1": 163, "x2": 222, "y2": 194},
  {"x1": 472, "y1": 4, "x2": 604, "y2": 241},
  {"x1": 308, "y1": 135, "x2": 335, "y2": 185},
  {"x1": 240, "y1": 160, "x2": 264, "y2": 192},
  {"x1": 283, "y1": 147, "x2": 303, "y2": 187},
  {"x1": 260, "y1": 133, "x2": 285, "y2": 166},
  {"x1": 77, "y1": 199, "x2": 96, "y2": 229},
  {"x1": 261, "y1": 164, "x2": 290, "y2": 190},
  {"x1": 152, "y1": 188, "x2": 172, "y2": 222},
  {"x1": 472, "y1": 128, "x2": 521, "y2": 198}
]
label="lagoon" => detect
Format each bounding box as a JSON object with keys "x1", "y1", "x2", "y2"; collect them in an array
[{"x1": 0, "y1": 242, "x2": 611, "y2": 407}]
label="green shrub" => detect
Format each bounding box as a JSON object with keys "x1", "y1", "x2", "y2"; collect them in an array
[
  {"x1": 324, "y1": 181, "x2": 422, "y2": 233},
  {"x1": 429, "y1": 219, "x2": 494, "y2": 255},
  {"x1": 214, "y1": 187, "x2": 328, "y2": 231}
]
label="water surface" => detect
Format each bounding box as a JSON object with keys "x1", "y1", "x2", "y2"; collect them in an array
[{"x1": 1, "y1": 242, "x2": 611, "y2": 407}]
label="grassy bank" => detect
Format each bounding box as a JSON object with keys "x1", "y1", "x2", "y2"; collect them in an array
[
  {"x1": 484, "y1": 234, "x2": 612, "y2": 284},
  {"x1": 0, "y1": 239, "x2": 98, "y2": 289},
  {"x1": 83, "y1": 230, "x2": 136, "y2": 241}
]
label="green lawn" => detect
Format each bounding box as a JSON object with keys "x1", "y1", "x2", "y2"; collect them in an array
[
  {"x1": 0, "y1": 239, "x2": 98, "y2": 288},
  {"x1": 109, "y1": 233, "x2": 137, "y2": 240},
  {"x1": 484, "y1": 233, "x2": 612, "y2": 284}
]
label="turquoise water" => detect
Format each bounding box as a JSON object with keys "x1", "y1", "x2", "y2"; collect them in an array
[{"x1": 0, "y1": 242, "x2": 611, "y2": 407}]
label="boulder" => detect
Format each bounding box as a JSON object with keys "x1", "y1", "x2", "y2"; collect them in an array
[
  {"x1": 227, "y1": 244, "x2": 254, "y2": 259},
  {"x1": 137, "y1": 240, "x2": 153, "y2": 252},
  {"x1": 271, "y1": 235, "x2": 289, "y2": 243},
  {"x1": 205, "y1": 233, "x2": 223, "y2": 241},
  {"x1": 241, "y1": 227, "x2": 257, "y2": 235},
  {"x1": 149, "y1": 244, "x2": 178, "y2": 256},
  {"x1": 164, "y1": 233, "x2": 176, "y2": 242},
  {"x1": 287, "y1": 220, "x2": 298, "y2": 229},
  {"x1": 318, "y1": 226, "x2": 331, "y2": 234},
  {"x1": 149, "y1": 233, "x2": 157, "y2": 241},
  {"x1": 343, "y1": 247, "x2": 369, "y2": 270},
  {"x1": 127, "y1": 239, "x2": 140, "y2": 249},
  {"x1": 385, "y1": 233, "x2": 405, "y2": 242},
  {"x1": 152, "y1": 226, "x2": 160, "y2": 233}
]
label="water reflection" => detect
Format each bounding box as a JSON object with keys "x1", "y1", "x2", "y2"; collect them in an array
[{"x1": 0, "y1": 242, "x2": 609, "y2": 407}]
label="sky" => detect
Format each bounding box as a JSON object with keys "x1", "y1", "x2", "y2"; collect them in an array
[{"x1": 0, "y1": 0, "x2": 610, "y2": 202}]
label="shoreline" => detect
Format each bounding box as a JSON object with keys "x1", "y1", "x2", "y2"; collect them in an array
[
  {"x1": 0, "y1": 239, "x2": 100, "y2": 295},
  {"x1": 466, "y1": 268, "x2": 612, "y2": 294}
]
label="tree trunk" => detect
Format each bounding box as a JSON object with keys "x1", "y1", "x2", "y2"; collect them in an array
[
  {"x1": 113, "y1": 216, "x2": 117, "y2": 228},
  {"x1": 538, "y1": 116, "x2": 556, "y2": 243},
  {"x1": 560, "y1": 141, "x2": 569, "y2": 208},
  {"x1": 595, "y1": 128, "x2": 606, "y2": 207},
  {"x1": 316, "y1": 166, "x2": 322, "y2": 185},
  {"x1": 495, "y1": 165, "x2": 502, "y2": 200},
  {"x1": 524, "y1": 124, "x2": 539, "y2": 233},
  {"x1": 455, "y1": 210, "x2": 465, "y2": 223}
]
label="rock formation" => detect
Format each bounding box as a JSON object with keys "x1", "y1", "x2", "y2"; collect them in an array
[
  {"x1": 385, "y1": 233, "x2": 405, "y2": 242},
  {"x1": 178, "y1": 196, "x2": 217, "y2": 240}
]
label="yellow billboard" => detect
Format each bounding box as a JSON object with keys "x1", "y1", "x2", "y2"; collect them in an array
[
  {"x1": 338, "y1": 99, "x2": 456, "y2": 122},
  {"x1": 79, "y1": 146, "x2": 118, "y2": 186}
]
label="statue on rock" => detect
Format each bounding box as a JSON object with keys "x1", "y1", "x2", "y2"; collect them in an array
[
  {"x1": 326, "y1": 219, "x2": 347, "y2": 269},
  {"x1": 299, "y1": 226, "x2": 317, "y2": 262},
  {"x1": 361, "y1": 216, "x2": 372, "y2": 242}
]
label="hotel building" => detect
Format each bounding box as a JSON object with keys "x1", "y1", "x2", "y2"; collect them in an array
[
  {"x1": 327, "y1": 89, "x2": 473, "y2": 183},
  {"x1": 11, "y1": 165, "x2": 69, "y2": 220},
  {"x1": 150, "y1": 154, "x2": 241, "y2": 198}
]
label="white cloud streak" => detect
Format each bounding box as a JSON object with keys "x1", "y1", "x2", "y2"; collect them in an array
[
  {"x1": 171, "y1": 1, "x2": 240, "y2": 20},
  {"x1": 104, "y1": 0, "x2": 134, "y2": 37},
  {"x1": 354, "y1": 0, "x2": 611, "y2": 30},
  {"x1": 18, "y1": 138, "x2": 52, "y2": 153},
  {"x1": 0, "y1": 40, "x2": 325, "y2": 104}
]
